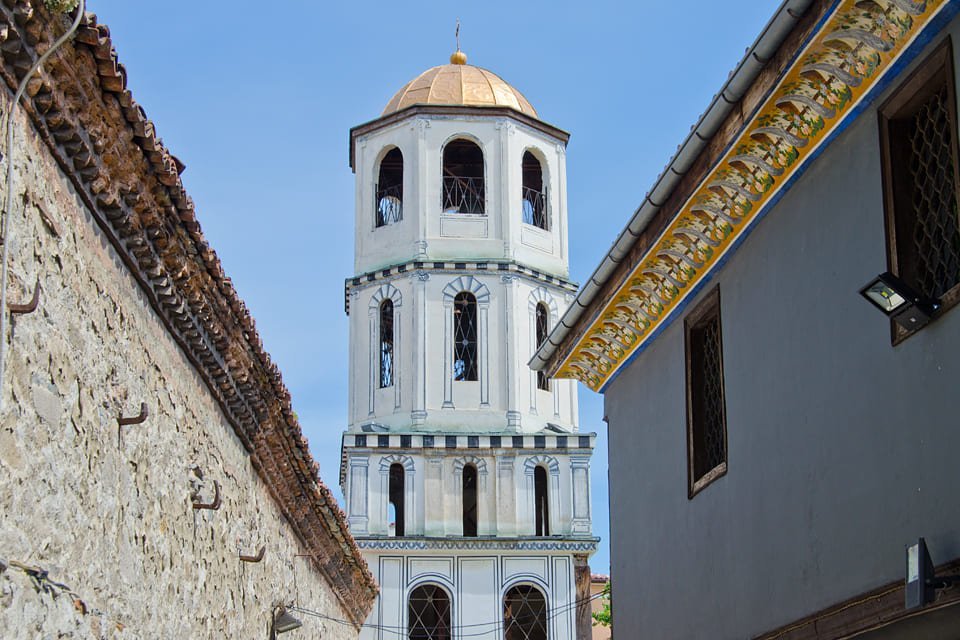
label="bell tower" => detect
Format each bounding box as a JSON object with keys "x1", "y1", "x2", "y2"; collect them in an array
[{"x1": 340, "y1": 47, "x2": 597, "y2": 640}]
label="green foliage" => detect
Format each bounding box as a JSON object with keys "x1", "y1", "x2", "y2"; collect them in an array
[
  {"x1": 44, "y1": 0, "x2": 80, "y2": 13},
  {"x1": 592, "y1": 581, "x2": 611, "y2": 627}
]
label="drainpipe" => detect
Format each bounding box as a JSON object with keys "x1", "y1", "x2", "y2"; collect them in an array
[{"x1": 0, "y1": 1, "x2": 86, "y2": 411}]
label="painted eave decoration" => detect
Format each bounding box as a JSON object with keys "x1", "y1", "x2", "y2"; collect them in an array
[{"x1": 556, "y1": 0, "x2": 949, "y2": 392}]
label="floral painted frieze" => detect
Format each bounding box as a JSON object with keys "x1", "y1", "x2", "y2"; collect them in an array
[{"x1": 557, "y1": 0, "x2": 944, "y2": 391}]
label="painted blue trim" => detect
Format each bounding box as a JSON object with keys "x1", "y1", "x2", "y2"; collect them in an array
[{"x1": 599, "y1": 0, "x2": 960, "y2": 394}]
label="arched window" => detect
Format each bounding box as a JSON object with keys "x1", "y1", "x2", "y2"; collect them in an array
[
  {"x1": 453, "y1": 292, "x2": 478, "y2": 381},
  {"x1": 442, "y1": 139, "x2": 485, "y2": 214},
  {"x1": 408, "y1": 584, "x2": 452, "y2": 640},
  {"x1": 462, "y1": 464, "x2": 478, "y2": 537},
  {"x1": 534, "y1": 466, "x2": 549, "y2": 536},
  {"x1": 504, "y1": 585, "x2": 548, "y2": 640},
  {"x1": 376, "y1": 148, "x2": 403, "y2": 226},
  {"x1": 521, "y1": 151, "x2": 547, "y2": 229},
  {"x1": 389, "y1": 463, "x2": 405, "y2": 537},
  {"x1": 380, "y1": 299, "x2": 394, "y2": 388},
  {"x1": 535, "y1": 302, "x2": 550, "y2": 391}
]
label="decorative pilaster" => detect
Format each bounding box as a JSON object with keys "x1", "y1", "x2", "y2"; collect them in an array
[
  {"x1": 412, "y1": 270, "x2": 429, "y2": 424},
  {"x1": 368, "y1": 305, "x2": 377, "y2": 416},
  {"x1": 442, "y1": 296, "x2": 454, "y2": 409},
  {"x1": 347, "y1": 454, "x2": 369, "y2": 534},
  {"x1": 571, "y1": 455, "x2": 592, "y2": 534},
  {"x1": 479, "y1": 301, "x2": 490, "y2": 407},
  {"x1": 497, "y1": 455, "x2": 516, "y2": 536},
  {"x1": 502, "y1": 274, "x2": 521, "y2": 429}
]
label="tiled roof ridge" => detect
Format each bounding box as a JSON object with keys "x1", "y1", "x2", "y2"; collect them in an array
[{"x1": 0, "y1": 2, "x2": 376, "y2": 623}]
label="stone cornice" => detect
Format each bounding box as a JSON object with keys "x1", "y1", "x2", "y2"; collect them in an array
[
  {"x1": 344, "y1": 259, "x2": 578, "y2": 314},
  {"x1": 354, "y1": 536, "x2": 600, "y2": 553},
  {"x1": 548, "y1": 0, "x2": 950, "y2": 391},
  {"x1": 0, "y1": 3, "x2": 376, "y2": 623},
  {"x1": 349, "y1": 104, "x2": 570, "y2": 171}
]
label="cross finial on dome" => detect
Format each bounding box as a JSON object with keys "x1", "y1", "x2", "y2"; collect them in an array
[{"x1": 451, "y1": 19, "x2": 467, "y2": 65}]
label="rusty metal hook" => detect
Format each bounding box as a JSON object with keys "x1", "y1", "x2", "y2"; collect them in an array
[
  {"x1": 239, "y1": 545, "x2": 265, "y2": 563},
  {"x1": 8, "y1": 278, "x2": 40, "y2": 315},
  {"x1": 116, "y1": 402, "x2": 148, "y2": 448},
  {"x1": 191, "y1": 480, "x2": 221, "y2": 511}
]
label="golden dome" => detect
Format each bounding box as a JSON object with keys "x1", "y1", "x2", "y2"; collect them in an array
[{"x1": 382, "y1": 55, "x2": 537, "y2": 117}]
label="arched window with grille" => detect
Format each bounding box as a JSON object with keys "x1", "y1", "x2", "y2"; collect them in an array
[
  {"x1": 522, "y1": 151, "x2": 547, "y2": 229},
  {"x1": 534, "y1": 465, "x2": 549, "y2": 536},
  {"x1": 380, "y1": 299, "x2": 394, "y2": 388},
  {"x1": 453, "y1": 292, "x2": 478, "y2": 381},
  {"x1": 535, "y1": 302, "x2": 550, "y2": 391},
  {"x1": 408, "y1": 584, "x2": 452, "y2": 640},
  {"x1": 442, "y1": 139, "x2": 485, "y2": 214},
  {"x1": 462, "y1": 464, "x2": 478, "y2": 537},
  {"x1": 504, "y1": 584, "x2": 548, "y2": 640},
  {"x1": 388, "y1": 462, "x2": 405, "y2": 537},
  {"x1": 376, "y1": 147, "x2": 403, "y2": 226}
]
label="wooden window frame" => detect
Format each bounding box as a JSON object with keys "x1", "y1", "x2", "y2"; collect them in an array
[
  {"x1": 685, "y1": 286, "x2": 728, "y2": 499},
  {"x1": 878, "y1": 37, "x2": 960, "y2": 344}
]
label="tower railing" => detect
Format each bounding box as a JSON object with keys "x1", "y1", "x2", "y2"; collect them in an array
[
  {"x1": 522, "y1": 186, "x2": 549, "y2": 230},
  {"x1": 442, "y1": 175, "x2": 485, "y2": 215},
  {"x1": 375, "y1": 182, "x2": 403, "y2": 226}
]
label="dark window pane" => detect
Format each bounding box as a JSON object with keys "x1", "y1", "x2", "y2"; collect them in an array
[
  {"x1": 535, "y1": 303, "x2": 550, "y2": 391},
  {"x1": 462, "y1": 464, "x2": 478, "y2": 537},
  {"x1": 534, "y1": 466, "x2": 549, "y2": 537},
  {"x1": 504, "y1": 585, "x2": 548, "y2": 640},
  {"x1": 521, "y1": 151, "x2": 548, "y2": 229},
  {"x1": 686, "y1": 288, "x2": 727, "y2": 495},
  {"x1": 389, "y1": 463, "x2": 405, "y2": 537},
  {"x1": 376, "y1": 148, "x2": 403, "y2": 227},
  {"x1": 380, "y1": 299, "x2": 394, "y2": 388},
  {"x1": 442, "y1": 140, "x2": 485, "y2": 214},
  {"x1": 408, "y1": 585, "x2": 451, "y2": 640},
  {"x1": 453, "y1": 292, "x2": 478, "y2": 381}
]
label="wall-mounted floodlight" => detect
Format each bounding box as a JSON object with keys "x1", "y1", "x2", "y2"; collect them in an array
[
  {"x1": 270, "y1": 606, "x2": 302, "y2": 638},
  {"x1": 860, "y1": 272, "x2": 940, "y2": 330},
  {"x1": 905, "y1": 538, "x2": 960, "y2": 609}
]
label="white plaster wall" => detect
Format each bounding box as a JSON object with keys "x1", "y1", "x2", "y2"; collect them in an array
[
  {"x1": 345, "y1": 449, "x2": 592, "y2": 540},
  {"x1": 353, "y1": 116, "x2": 570, "y2": 277},
  {"x1": 359, "y1": 550, "x2": 578, "y2": 640},
  {"x1": 348, "y1": 273, "x2": 578, "y2": 433}
]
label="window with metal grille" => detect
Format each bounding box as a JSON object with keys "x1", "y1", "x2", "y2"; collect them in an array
[
  {"x1": 389, "y1": 463, "x2": 405, "y2": 537},
  {"x1": 503, "y1": 585, "x2": 548, "y2": 640},
  {"x1": 879, "y1": 39, "x2": 960, "y2": 341},
  {"x1": 408, "y1": 584, "x2": 451, "y2": 640},
  {"x1": 442, "y1": 139, "x2": 485, "y2": 214},
  {"x1": 462, "y1": 464, "x2": 478, "y2": 537},
  {"x1": 380, "y1": 299, "x2": 394, "y2": 388},
  {"x1": 453, "y1": 292, "x2": 478, "y2": 381},
  {"x1": 685, "y1": 287, "x2": 727, "y2": 498},
  {"x1": 535, "y1": 303, "x2": 550, "y2": 391},
  {"x1": 376, "y1": 147, "x2": 403, "y2": 227},
  {"x1": 522, "y1": 151, "x2": 548, "y2": 229},
  {"x1": 534, "y1": 466, "x2": 549, "y2": 536}
]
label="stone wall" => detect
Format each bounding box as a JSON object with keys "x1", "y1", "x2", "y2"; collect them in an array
[{"x1": 0, "y1": 50, "x2": 357, "y2": 640}]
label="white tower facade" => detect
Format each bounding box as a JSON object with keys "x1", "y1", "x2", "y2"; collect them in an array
[{"x1": 341, "y1": 51, "x2": 597, "y2": 640}]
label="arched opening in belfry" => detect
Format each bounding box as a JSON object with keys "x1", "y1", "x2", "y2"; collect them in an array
[
  {"x1": 408, "y1": 584, "x2": 452, "y2": 640},
  {"x1": 376, "y1": 147, "x2": 403, "y2": 226},
  {"x1": 503, "y1": 584, "x2": 548, "y2": 640},
  {"x1": 534, "y1": 465, "x2": 549, "y2": 536},
  {"x1": 462, "y1": 463, "x2": 478, "y2": 537},
  {"x1": 442, "y1": 139, "x2": 485, "y2": 214},
  {"x1": 453, "y1": 292, "x2": 479, "y2": 381},
  {"x1": 535, "y1": 302, "x2": 550, "y2": 391},
  {"x1": 379, "y1": 299, "x2": 394, "y2": 388},
  {"x1": 389, "y1": 462, "x2": 405, "y2": 537},
  {"x1": 522, "y1": 151, "x2": 547, "y2": 229}
]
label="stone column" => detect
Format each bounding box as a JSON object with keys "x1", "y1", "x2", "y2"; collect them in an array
[
  {"x1": 411, "y1": 271, "x2": 429, "y2": 424},
  {"x1": 347, "y1": 454, "x2": 369, "y2": 534},
  {"x1": 496, "y1": 455, "x2": 516, "y2": 536},
  {"x1": 571, "y1": 455, "x2": 592, "y2": 534},
  {"x1": 424, "y1": 452, "x2": 444, "y2": 536}
]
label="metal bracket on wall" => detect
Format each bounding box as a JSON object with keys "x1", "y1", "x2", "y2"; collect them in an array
[
  {"x1": 239, "y1": 546, "x2": 265, "y2": 563},
  {"x1": 191, "y1": 480, "x2": 221, "y2": 511},
  {"x1": 8, "y1": 279, "x2": 40, "y2": 315},
  {"x1": 116, "y1": 402, "x2": 148, "y2": 448}
]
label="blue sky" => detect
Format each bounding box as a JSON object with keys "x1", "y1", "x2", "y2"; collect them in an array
[{"x1": 88, "y1": 0, "x2": 781, "y2": 574}]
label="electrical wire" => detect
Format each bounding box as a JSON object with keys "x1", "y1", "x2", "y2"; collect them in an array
[
  {"x1": 0, "y1": 0, "x2": 85, "y2": 412},
  {"x1": 290, "y1": 589, "x2": 608, "y2": 637}
]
